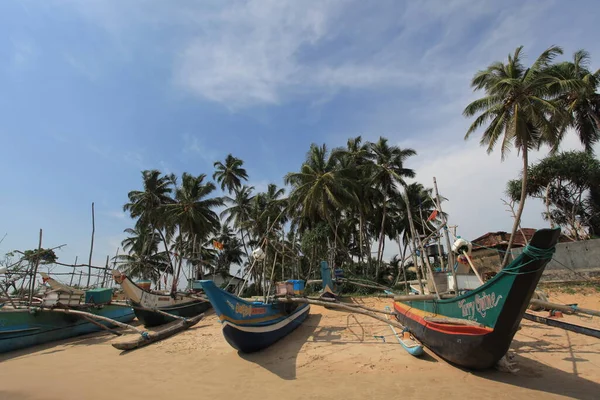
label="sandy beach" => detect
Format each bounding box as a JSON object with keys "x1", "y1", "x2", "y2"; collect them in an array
[{"x1": 1, "y1": 292, "x2": 599, "y2": 400}]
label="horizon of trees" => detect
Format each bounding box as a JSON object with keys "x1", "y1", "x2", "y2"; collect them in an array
[{"x1": 3, "y1": 45, "x2": 599, "y2": 294}]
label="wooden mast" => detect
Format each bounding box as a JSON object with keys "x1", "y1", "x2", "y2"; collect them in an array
[{"x1": 433, "y1": 177, "x2": 458, "y2": 294}]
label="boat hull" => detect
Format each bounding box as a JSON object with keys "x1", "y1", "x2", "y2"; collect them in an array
[
  {"x1": 132, "y1": 299, "x2": 212, "y2": 327},
  {"x1": 0, "y1": 305, "x2": 135, "y2": 354},
  {"x1": 199, "y1": 280, "x2": 310, "y2": 353},
  {"x1": 222, "y1": 304, "x2": 310, "y2": 353},
  {"x1": 394, "y1": 228, "x2": 560, "y2": 369}
]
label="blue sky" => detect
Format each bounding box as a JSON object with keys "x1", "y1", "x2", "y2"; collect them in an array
[{"x1": 1, "y1": 0, "x2": 599, "y2": 274}]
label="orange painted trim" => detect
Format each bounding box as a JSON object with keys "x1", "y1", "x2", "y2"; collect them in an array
[{"x1": 394, "y1": 302, "x2": 493, "y2": 336}]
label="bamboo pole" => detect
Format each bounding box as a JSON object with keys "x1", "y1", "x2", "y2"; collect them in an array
[
  {"x1": 49, "y1": 308, "x2": 145, "y2": 334},
  {"x1": 404, "y1": 192, "x2": 437, "y2": 296},
  {"x1": 112, "y1": 314, "x2": 203, "y2": 351},
  {"x1": 117, "y1": 303, "x2": 191, "y2": 322},
  {"x1": 463, "y1": 251, "x2": 484, "y2": 284},
  {"x1": 69, "y1": 256, "x2": 78, "y2": 286},
  {"x1": 0, "y1": 282, "x2": 17, "y2": 309},
  {"x1": 86, "y1": 202, "x2": 95, "y2": 288},
  {"x1": 100, "y1": 255, "x2": 109, "y2": 287},
  {"x1": 80, "y1": 315, "x2": 123, "y2": 336},
  {"x1": 530, "y1": 299, "x2": 600, "y2": 317},
  {"x1": 111, "y1": 247, "x2": 119, "y2": 289},
  {"x1": 279, "y1": 297, "x2": 407, "y2": 330},
  {"x1": 337, "y1": 279, "x2": 390, "y2": 291},
  {"x1": 28, "y1": 229, "x2": 43, "y2": 306},
  {"x1": 433, "y1": 177, "x2": 458, "y2": 293}
]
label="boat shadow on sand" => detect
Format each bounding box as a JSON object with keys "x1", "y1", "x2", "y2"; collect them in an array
[
  {"x1": 238, "y1": 313, "x2": 323, "y2": 380},
  {"x1": 0, "y1": 329, "x2": 125, "y2": 362},
  {"x1": 472, "y1": 337, "x2": 600, "y2": 400}
]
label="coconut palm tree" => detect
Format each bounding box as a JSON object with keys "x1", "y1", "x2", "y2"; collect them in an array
[
  {"x1": 464, "y1": 45, "x2": 564, "y2": 266},
  {"x1": 164, "y1": 173, "x2": 224, "y2": 291},
  {"x1": 334, "y1": 136, "x2": 374, "y2": 264},
  {"x1": 548, "y1": 49, "x2": 600, "y2": 153},
  {"x1": 367, "y1": 137, "x2": 416, "y2": 277},
  {"x1": 213, "y1": 154, "x2": 249, "y2": 193},
  {"x1": 123, "y1": 170, "x2": 176, "y2": 277},
  {"x1": 285, "y1": 144, "x2": 357, "y2": 255},
  {"x1": 123, "y1": 170, "x2": 175, "y2": 228},
  {"x1": 222, "y1": 185, "x2": 255, "y2": 256}
]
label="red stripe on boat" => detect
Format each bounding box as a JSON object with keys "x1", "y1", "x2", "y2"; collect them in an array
[{"x1": 394, "y1": 302, "x2": 493, "y2": 336}]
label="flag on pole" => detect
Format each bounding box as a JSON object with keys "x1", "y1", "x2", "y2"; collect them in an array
[{"x1": 426, "y1": 209, "x2": 438, "y2": 221}]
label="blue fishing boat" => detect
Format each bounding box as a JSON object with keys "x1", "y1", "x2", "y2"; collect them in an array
[
  {"x1": 0, "y1": 305, "x2": 135, "y2": 354},
  {"x1": 199, "y1": 280, "x2": 310, "y2": 353}
]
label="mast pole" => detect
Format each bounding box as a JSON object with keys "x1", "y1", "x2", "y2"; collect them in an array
[
  {"x1": 433, "y1": 177, "x2": 458, "y2": 294},
  {"x1": 69, "y1": 256, "x2": 78, "y2": 286},
  {"x1": 28, "y1": 229, "x2": 43, "y2": 306},
  {"x1": 404, "y1": 193, "x2": 425, "y2": 294},
  {"x1": 86, "y1": 202, "x2": 95, "y2": 288}
]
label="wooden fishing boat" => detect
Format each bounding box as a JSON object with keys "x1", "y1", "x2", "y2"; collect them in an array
[
  {"x1": 112, "y1": 270, "x2": 211, "y2": 327},
  {"x1": 0, "y1": 274, "x2": 134, "y2": 354},
  {"x1": 199, "y1": 280, "x2": 310, "y2": 353},
  {"x1": 394, "y1": 228, "x2": 561, "y2": 369},
  {"x1": 0, "y1": 305, "x2": 135, "y2": 354}
]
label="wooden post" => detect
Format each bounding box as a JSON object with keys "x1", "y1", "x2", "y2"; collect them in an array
[
  {"x1": 464, "y1": 251, "x2": 484, "y2": 284},
  {"x1": 101, "y1": 255, "x2": 109, "y2": 287},
  {"x1": 86, "y1": 202, "x2": 95, "y2": 288},
  {"x1": 406, "y1": 193, "x2": 440, "y2": 299},
  {"x1": 396, "y1": 235, "x2": 409, "y2": 294},
  {"x1": 28, "y1": 229, "x2": 43, "y2": 306},
  {"x1": 69, "y1": 256, "x2": 78, "y2": 286},
  {"x1": 433, "y1": 177, "x2": 458, "y2": 294},
  {"x1": 77, "y1": 271, "x2": 83, "y2": 288},
  {"x1": 110, "y1": 247, "x2": 119, "y2": 289},
  {"x1": 403, "y1": 193, "x2": 426, "y2": 295}
]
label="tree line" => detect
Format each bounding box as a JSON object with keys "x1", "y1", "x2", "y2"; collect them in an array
[{"x1": 116, "y1": 45, "x2": 600, "y2": 291}]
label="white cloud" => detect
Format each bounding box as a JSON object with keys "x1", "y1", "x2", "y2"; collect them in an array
[
  {"x1": 181, "y1": 132, "x2": 218, "y2": 165},
  {"x1": 9, "y1": 36, "x2": 37, "y2": 69},
  {"x1": 104, "y1": 211, "x2": 127, "y2": 220}
]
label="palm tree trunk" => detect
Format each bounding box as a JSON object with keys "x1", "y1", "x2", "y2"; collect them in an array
[
  {"x1": 376, "y1": 198, "x2": 387, "y2": 279},
  {"x1": 394, "y1": 235, "x2": 409, "y2": 288},
  {"x1": 545, "y1": 182, "x2": 554, "y2": 228},
  {"x1": 358, "y1": 211, "x2": 365, "y2": 264},
  {"x1": 502, "y1": 148, "x2": 528, "y2": 267}
]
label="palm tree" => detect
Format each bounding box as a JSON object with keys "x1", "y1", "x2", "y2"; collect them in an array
[
  {"x1": 164, "y1": 173, "x2": 224, "y2": 291},
  {"x1": 222, "y1": 185, "x2": 255, "y2": 256},
  {"x1": 213, "y1": 154, "x2": 249, "y2": 193},
  {"x1": 464, "y1": 45, "x2": 563, "y2": 266},
  {"x1": 118, "y1": 226, "x2": 171, "y2": 287},
  {"x1": 334, "y1": 136, "x2": 374, "y2": 264},
  {"x1": 285, "y1": 144, "x2": 357, "y2": 256},
  {"x1": 548, "y1": 49, "x2": 600, "y2": 153},
  {"x1": 121, "y1": 226, "x2": 161, "y2": 258},
  {"x1": 123, "y1": 170, "x2": 176, "y2": 277},
  {"x1": 123, "y1": 170, "x2": 175, "y2": 227},
  {"x1": 368, "y1": 137, "x2": 416, "y2": 277}
]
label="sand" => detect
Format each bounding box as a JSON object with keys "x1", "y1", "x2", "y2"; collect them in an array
[{"x1": 1, "y1": 292, "x2": 599, "y2": 400}]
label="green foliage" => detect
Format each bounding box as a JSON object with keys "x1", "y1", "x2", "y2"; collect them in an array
[
  {"x1": 507, "y1": 151, "x2": 600, "y2": 238},
  {"x1": 464, "y1": 45, "x2": 600, "y2": 264},
  {"x1": 21, "y1": 248, "x2": 58, "y2": 265}
]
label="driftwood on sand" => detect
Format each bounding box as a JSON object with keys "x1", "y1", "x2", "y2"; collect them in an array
[{"x1": 112, "y1": 314, "x2": 204, "y2": 351}]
